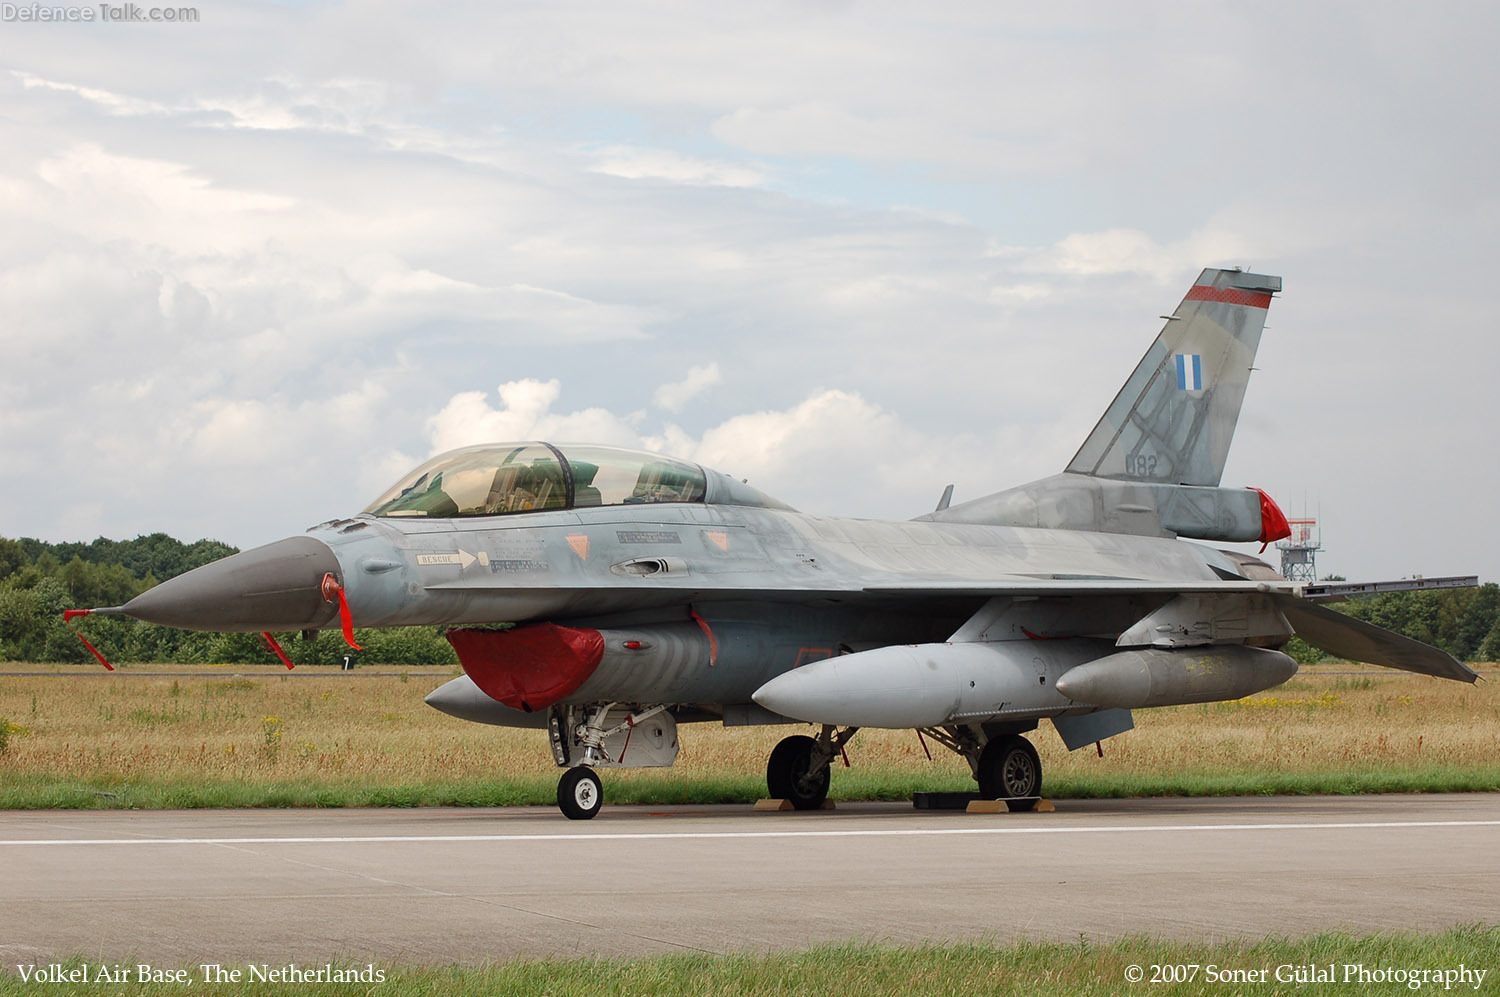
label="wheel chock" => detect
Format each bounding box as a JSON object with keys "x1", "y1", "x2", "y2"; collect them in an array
[
  {"x1": 754, "y1": 798, "x2": 794, "y2": 811},
  {"x1": 965, "y1": 797, "x2": 1056, "y2": 814},
  {"x1": 752, "y1": 799, "x2": 837, "y2": 811}
]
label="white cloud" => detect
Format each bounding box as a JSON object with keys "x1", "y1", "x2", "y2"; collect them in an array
[
  {"x1": 590, "y1": 146, "x2": 765, "y2": 188},
  {"x1": 427, "y1": 380, "x2": 645, "y2": 454},
  {"x1": 990, "y1": 227, "x2": 1263, "y2": 284},
  {"x1": 13, "y1": 71, "x2": 165, "y2": 116},
  {"x1": 713, "y1": 103, "x2": 1073, "y2": 173},
  {"x1": 28, "y1": 143, "x2": 297, "y2": 248},
  {"x1": 653, "y1": 363, "x2": 722, "y2": 413},
  {"x1": 0, "y1": 1, "x2": 1495, "y2": 582},
  {"x1": 417, "y1": 379, "x2": 1057, "y2": 520}
]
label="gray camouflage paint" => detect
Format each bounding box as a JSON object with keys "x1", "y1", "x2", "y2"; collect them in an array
[{"x1": 97, "y1": 268, "x2": 1476, "y2": 759}]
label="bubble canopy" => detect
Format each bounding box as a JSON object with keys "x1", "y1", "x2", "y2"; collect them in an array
[{"x1": 362, "y1": 443, "x2": 790, "y2": 518}]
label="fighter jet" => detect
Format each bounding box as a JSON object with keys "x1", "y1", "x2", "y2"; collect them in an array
[{"x1": 76, "y1": 268, "x2": 1478, "y2": 819}]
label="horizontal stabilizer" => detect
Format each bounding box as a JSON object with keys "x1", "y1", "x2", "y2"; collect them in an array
[
  {"x1": 1301, "y1": 575, "x2": 1479, "y2": 604},
  {"x1": 1272, "y1": 596, "x2": 1478, "y2": 683}
]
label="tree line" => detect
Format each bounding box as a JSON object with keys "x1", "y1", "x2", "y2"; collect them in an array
[
  {"x1": 1334, "y1": 582, "x2": 1500, "y2": 664},
  {"x1": 1, "y1": 533, "x2": 1496, "y2": 666},
  {"x1": 0, "y1": 535, "x2": 458, "y2": 666}
]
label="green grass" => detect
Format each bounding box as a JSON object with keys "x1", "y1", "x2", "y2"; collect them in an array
[
  {"x1": 2, "y1": 764, "x2": 1498, "y2": 811},
  {"x1": 4, "y1": 927, "x2": 1497, "y2": 996}
]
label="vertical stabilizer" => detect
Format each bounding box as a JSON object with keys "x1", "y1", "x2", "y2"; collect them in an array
[{"x1": 1066, "y1": 268, "x2": 1281, "y2": 487}]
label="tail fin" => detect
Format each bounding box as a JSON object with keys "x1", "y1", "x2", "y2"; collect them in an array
[{"x1": 1066, "y1": 268, "x2": 1281, "y2": 487}]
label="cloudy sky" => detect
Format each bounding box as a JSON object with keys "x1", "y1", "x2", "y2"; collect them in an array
[{"x1": 2, "y1": 1, "x2": 1495, "y2": 582}]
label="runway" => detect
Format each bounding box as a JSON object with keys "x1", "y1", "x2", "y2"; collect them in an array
[{"x1": 4, "y1": 794, "x2": 1499, "y2": 965}]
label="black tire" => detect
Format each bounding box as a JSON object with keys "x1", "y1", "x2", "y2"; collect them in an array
[
  {"x1": 766, "y1": 734, "x2": 831, "y2": 810},
  {"x1": 557, "y1": 765, "x2": 603, "y2": 820},
  {"x1": 976, "y1": 735, "x2": 1041, "y2": 810}
]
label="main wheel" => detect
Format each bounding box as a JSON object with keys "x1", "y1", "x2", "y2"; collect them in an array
[
  {"x1": 766, "y1": 734, "x2": 831, "y2": 810},
  {"x1": 976, "y1": 735, "x2": 1041, "y2": 810},
  {"x1": 557, "y1": 765, "x2": 603, "y2": 820}
]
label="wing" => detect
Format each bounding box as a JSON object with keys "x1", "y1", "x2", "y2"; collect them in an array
[{"x1": 868, "y1": 577, "x2": 1479, "y2": 684}]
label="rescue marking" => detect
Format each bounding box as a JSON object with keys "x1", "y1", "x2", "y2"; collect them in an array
[
  {"x1": 6, "y1": 819, "x2": 1499, "y2": 847},
  {"x1": 565, "y1": 534, "x2": 590, "y2": 560},
  {"x1": 704, "y1": 530, "x2": 729, "y2": 552},
  {"x1": 416, "y1": 550, "x2": 477, "y2": 569}
]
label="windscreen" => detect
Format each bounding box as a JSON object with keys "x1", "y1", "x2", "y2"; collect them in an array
[{"x1": 363, "y1": 445, "x2": 567, "y2": 517}]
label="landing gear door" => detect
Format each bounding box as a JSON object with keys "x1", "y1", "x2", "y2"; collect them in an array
[{"x1": 550, "y1": 705, "x2": 680, "y2": 768}]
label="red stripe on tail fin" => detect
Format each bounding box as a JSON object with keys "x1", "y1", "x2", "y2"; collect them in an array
[{"x1": 1184, "y1": 285, "x2": 1272, "y2": 308}]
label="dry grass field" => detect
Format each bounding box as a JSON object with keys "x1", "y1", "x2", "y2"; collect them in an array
[{"x1": 0, "y1": 661, "x2": 1497, "y2": 807}]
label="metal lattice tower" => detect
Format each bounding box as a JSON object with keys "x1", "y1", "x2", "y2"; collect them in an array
[{"x1": 1277, "y1": 519, "x2": 1321, "y2": 582}]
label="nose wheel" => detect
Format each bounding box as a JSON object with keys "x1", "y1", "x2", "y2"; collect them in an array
[{"x1": 557, "y1": 765, "x2": 603, "y2": 820}]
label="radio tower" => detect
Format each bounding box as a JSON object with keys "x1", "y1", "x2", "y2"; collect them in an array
[{"x1": 1277, "y1": 518, "x2": 1321, "y2": 582}]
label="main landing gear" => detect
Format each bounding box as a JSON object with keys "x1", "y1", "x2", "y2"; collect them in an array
[
  {"x1": 919, "y1": 725, "x2": 1043, "y2": 810},
  {"x1": 766, "y1": 725, "x2": 858, "y2": 810},
  {"x1": 975, "y1": 734, "x2": 1041, "y2": 810},
  {"x1": 544, "y1": 706, "x2": 1042, "y2": 818}
]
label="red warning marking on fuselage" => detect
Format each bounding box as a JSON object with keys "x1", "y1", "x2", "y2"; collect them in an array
[
  {"x1": 793, "y1": 647, "x2": 833, "y2": 668},
  {"x1": 690, "y1": 609, "x2": 718, "y2": 666},
  {"x1": 566, "y1": 534, "x2": 590, "y2": 560},
  {"x1": 704, "y1": 530, "x2": 729, "y2": 552},
  {"x1": 1183, "y1": 285, "x2": 1272, "y2": 309}
]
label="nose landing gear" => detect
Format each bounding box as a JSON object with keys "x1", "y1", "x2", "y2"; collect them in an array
[{"x1": 550, "y1": 702, "x2": 677, "y2": 820}]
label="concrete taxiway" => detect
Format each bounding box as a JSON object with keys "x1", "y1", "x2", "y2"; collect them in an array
[{"x1": 4, "y1": 794, "x2": 1498, "y2": 965}]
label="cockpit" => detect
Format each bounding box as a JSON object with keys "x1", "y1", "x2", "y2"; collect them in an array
[{"x1": 362, "y1": 443, "x2": 792, "y2": 518}]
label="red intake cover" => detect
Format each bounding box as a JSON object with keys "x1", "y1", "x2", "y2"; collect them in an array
[
  {"x1": 1253, "y1": 487, "x2": 1292, "y2": 545},
  {"x1": 446, "y1": 623, "x2": 605, "y2": 713}
]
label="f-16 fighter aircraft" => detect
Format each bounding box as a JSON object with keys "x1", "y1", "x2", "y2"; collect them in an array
[{"x1": 76, "y1": 268, "x2": 1479, "y2": 819}]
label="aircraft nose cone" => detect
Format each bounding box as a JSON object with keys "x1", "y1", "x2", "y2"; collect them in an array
[{"x1": 120, "y1": 536, "x2": 342, "y2": 632}]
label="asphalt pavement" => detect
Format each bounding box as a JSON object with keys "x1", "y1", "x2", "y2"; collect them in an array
[{"x1": 4, "y1": 794, "x2": 1498, "y2": 965}]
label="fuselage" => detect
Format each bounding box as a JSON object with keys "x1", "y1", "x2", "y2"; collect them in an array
[
  {"x1": 317, "y1": 501, "x2": 1233, "y2": 632},
  {"x1": 107, "y1": 439, "x2": 1265, "y2": 728}
]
